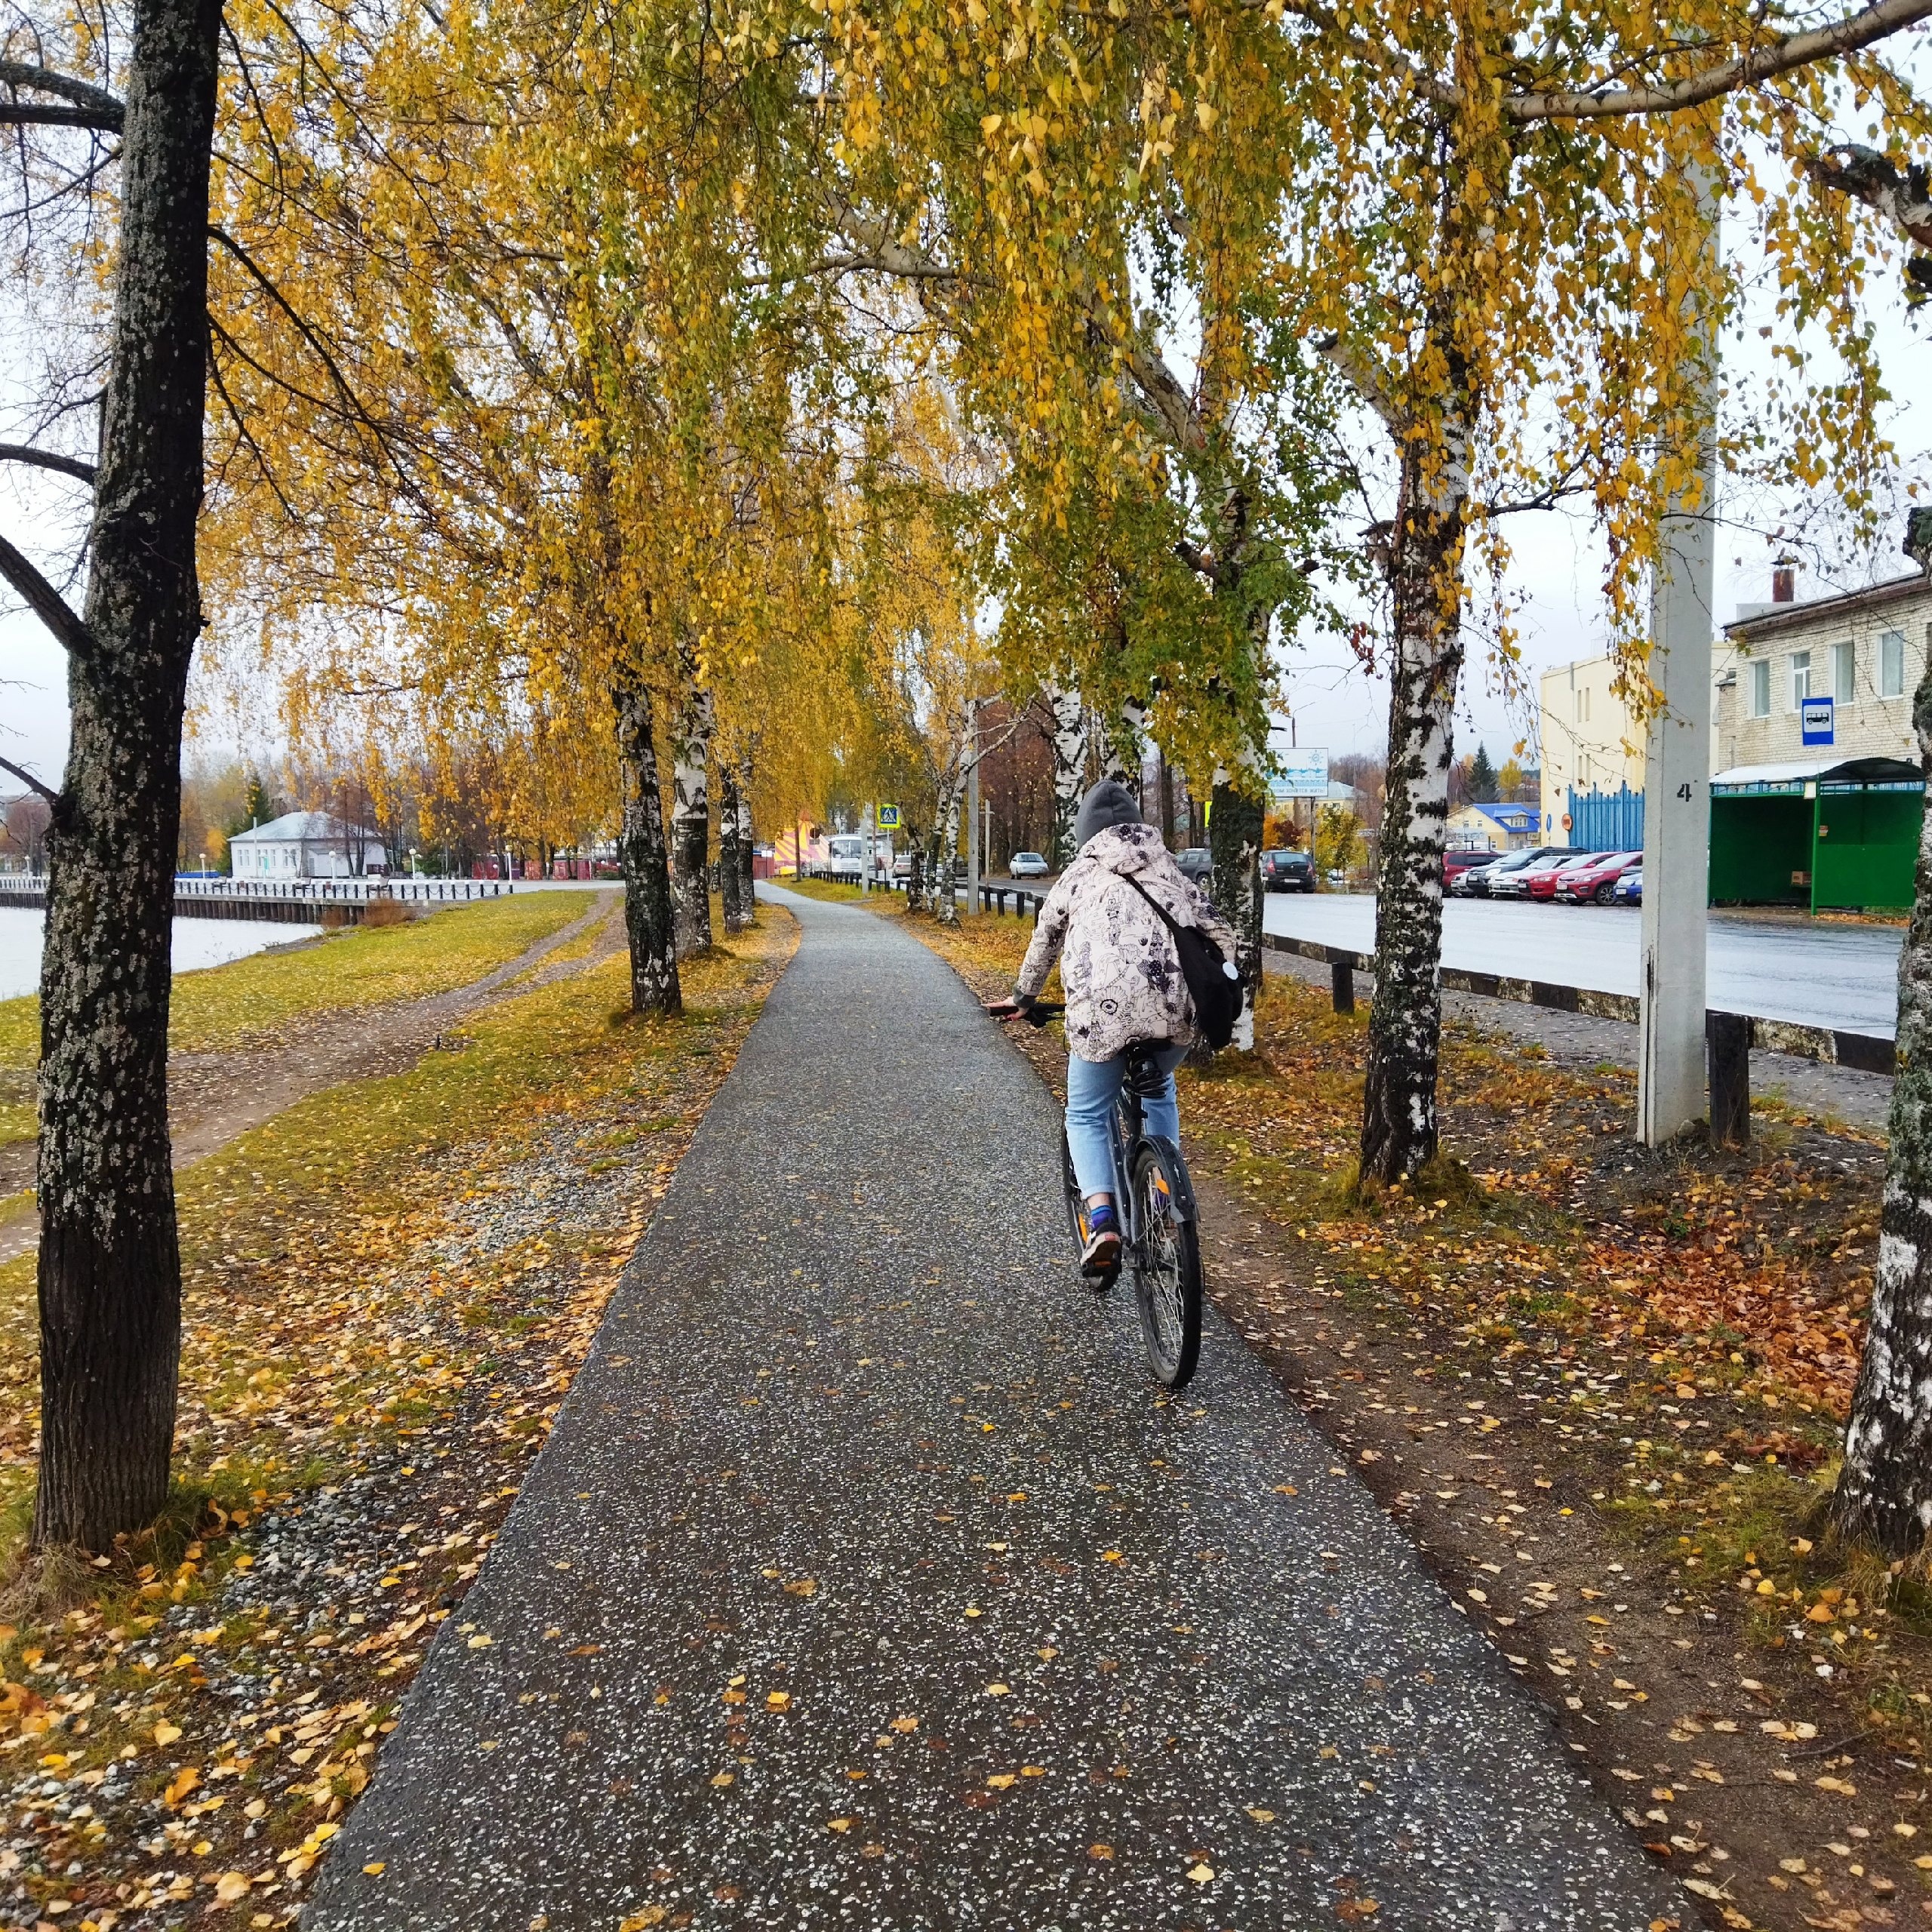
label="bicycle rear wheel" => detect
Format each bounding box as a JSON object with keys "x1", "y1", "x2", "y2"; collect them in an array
[{"x1": 1130, "y1": 1141, "x2": 1201, "y2": 1388}]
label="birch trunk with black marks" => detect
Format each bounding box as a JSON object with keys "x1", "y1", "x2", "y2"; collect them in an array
[
  {"x1": 669, "y1": 673, "x2": 714, "y2": 958},
  {"x1": 718, "y1": 759, "x2": 749, "y2": 934},
  {"x1": 1095, "y1": 694, "x2": 1147, "y2": 789},
  {"x1": 1048, "y1": 686, "x2": 1087, "y2": 868},
  {"x1": 613, "y1": 666, "x2": 681, "y2": 1017},
  {"x1": 1359, "y1": 424, "x2": 1469, "y2": 1183},
  {"x1": 931, "y1": 778, "x2": 964, "y2": 925},
  {"x1": 1208, "y1": 774, "x2": 1263, "y2": 1053},
  {"x1": 33, "y1": 0, "x2": 221, "y2": 1551},
  {"x1": 735, "y1": 756, "x2": 755, "y2": 918},
  {"x1": 1834, "y1": 642, "x2": 1932, "y2": 1555}
]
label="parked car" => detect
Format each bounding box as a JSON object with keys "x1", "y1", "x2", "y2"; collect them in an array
[
  {"x1": 1553, "y1": 849, "x2": 1641, "y2": 906},
  {"x1": 1176, "y1": 848, "x2": 1214, "y2": 884},
  {"x1": 1466, "y1": 846, "x2": 1556, "y2": 898},
  {"x1": 1524, "y1": 851, "x2": 1607, "y2": 901},
  {"x1": 1442, "y1": 849, "x2": 1498, "y2": 893},
  {"x1": 1009, "y1": 851, "x2": 1051, "y2": 878},
  {"x1": 1614, "y1": 866, "x2": 1642, "y2": 906},
  {"x1": 1494, "y1": 850, "x2": 1595, "y2": 900},
  {"x1": 1260, "y1": 848, "x2": 1316, "y2": 893}
]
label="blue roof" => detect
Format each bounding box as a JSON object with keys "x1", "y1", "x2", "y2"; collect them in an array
[{"x1": 1470, "y1": 801, "x2": 1537, "y2": 827}]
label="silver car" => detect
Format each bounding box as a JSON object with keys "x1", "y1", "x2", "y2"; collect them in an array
[{"x1": 1009, "y1": 851, "x2": 1050, "y2": 878}]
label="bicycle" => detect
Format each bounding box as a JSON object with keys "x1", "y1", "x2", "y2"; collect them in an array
[{"x1": 992, "y1": 1001, "x2": 1205, "y2": 1391}]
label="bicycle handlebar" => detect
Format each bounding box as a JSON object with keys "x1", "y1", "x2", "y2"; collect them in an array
[{"x1": 988, "y1": 998, "x2": 1063, "y2": 1026}]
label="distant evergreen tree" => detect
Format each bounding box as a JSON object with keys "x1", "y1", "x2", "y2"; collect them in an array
[
  {"x1": 239, "y1": 771, "x2": 273, "y2": 829},
  {"x1": 1468, "y1": 743, "x2": 1499, "y2": 803}
]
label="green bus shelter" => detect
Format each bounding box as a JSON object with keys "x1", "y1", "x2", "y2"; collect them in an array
[{"x1": 1709, "y1": 757, "x2": 1924, "y2": 912}]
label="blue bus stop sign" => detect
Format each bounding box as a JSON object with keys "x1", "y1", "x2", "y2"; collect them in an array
[{"x1": 1801, "y1": 697, "x2": 1835, "y2": 747}]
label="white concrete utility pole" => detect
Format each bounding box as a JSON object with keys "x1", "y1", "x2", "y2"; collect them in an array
[
  {"x1": 1637, "y1": 170, "x2": 1719, "y2": 1147},
  {"x1": 965, "y1": 700, "x2": 981, "y2": 915}
]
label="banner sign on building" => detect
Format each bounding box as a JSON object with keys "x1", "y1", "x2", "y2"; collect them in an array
[{"x1": 1801, "y1": 697, "x2": 1835, "y2": 748}]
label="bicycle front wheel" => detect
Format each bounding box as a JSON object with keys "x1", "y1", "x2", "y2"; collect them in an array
[{"x1": 1130, "y1": 1141, "x2": 1201, "y2": 1389}]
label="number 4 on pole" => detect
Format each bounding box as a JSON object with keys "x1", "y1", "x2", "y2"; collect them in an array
[{"x1": 1677, "y1": 783, "x2": 1694, "y2": 801}]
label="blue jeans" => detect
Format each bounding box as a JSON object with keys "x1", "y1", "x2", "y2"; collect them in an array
[{"x1": 1066, "y1": 1044, "x2": 1186, "y2": 1198}]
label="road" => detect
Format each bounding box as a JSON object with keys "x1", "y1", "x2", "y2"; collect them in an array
[{"x1": 1263, "y1": 892, "x2": 1905, "y2": 1037}]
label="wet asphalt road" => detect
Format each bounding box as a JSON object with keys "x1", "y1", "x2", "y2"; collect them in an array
[
  {"x1": 305, "y1": 887, "x2": 1675, "y2": 1932},
  {"x1": 1265, "y1": 892, "x2": 1904, "y2": 1036}
]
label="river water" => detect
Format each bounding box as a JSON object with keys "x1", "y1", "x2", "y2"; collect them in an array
[{"x1": 0, "y1": 906, "x2": 324, "y2": 1003}]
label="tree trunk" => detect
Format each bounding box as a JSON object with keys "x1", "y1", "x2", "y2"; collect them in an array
[
  {"x1": 1049, "y1": 686, "x2": 1086, "y2": 868},
  {"x1": 718, "y1": 760, "x2": 749, "y2": 934},
  {"x1": 613, "y1": 668, "x2": 681, "y2": 1017},
  {"x1": 669, "y1": 675, "x2": 713, "y2": 958},
  {"x1": 932, "y1": 780, "x2": 964, "y2": 926},
  {"x1": 1833, "y1": 651, "x2": 1932, "y2": 1554},
  {"x1": 1208, "y1": 777, "x2": 1263, "y2": 1051},
  {"x1": 1096, "y1": 696, "x2": 1145, "y2": 787},
  {"x1": 1359, "y1": 431, "x2": 1469, "y2": 1184},
  {"x1": 1158, "y1": 752, "x2": 1177, "y2": 849},
  {"x1": 736, "y1": 756, "x2": 755, "y2": 916},
  {"x1": 34, "y1": 0, "x2": 222, "y2": 1552}
]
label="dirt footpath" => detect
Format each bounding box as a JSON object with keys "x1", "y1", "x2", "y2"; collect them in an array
[{"x1": 0, "y1": 892, "x2": 622, "y2": 1263}]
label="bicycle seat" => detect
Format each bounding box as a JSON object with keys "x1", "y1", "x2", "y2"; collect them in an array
[{"x1": 1120, "y1": 1038, "x2": 1177, "y2": 1094}]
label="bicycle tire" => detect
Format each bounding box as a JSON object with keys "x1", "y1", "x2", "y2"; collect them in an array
[
  {"x1": 1130, "y1": 1140, "x2": 1201, "y2": 1388},
  {"x1": 1061, "y1": 1128, "x2": 1116, "y2": 1293}
]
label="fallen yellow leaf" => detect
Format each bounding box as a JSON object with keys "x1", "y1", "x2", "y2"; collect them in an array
[
  {"x1": 1187, "y1": 1863, "x2": 1215, "y2": 1884},
  {"x1": 214, "y1": 1872, "x2": 251, "y2": 1903},
  {"x1": 153, "y1": 1721, "x2": 182, "y2": 1746}
]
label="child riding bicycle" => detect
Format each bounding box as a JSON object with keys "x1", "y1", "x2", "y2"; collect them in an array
[{"x1": 986, "y1": 780, "x2": 1238, "y2": 1272}]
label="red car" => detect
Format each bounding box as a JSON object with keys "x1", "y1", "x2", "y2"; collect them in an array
[
  {"x1": 1522, "y1": 851, "x2": 1605, "y2": 900},
  {"x1": 1553, "y1": 850, "x2": 1642, "y2": 906}
]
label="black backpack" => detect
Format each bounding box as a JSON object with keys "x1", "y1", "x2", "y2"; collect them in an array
[{"x1": 1121, "y1": 874, "x2": 1243, "y2": 1051}]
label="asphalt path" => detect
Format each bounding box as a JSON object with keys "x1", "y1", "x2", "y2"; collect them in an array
[
  {"x1": 1264, "y1": 892, "x2": 1905, "y2": 1038},
  {"x1": 306, "y1": 884, "x2": 1674, "y2": 1931}
]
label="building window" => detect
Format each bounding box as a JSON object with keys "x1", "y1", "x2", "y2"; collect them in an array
[
  {"x1": 1882, "y1": 629, "x2": 1906, "y2": 698},
  {"x1": 1832, "y1": 639, "x2": 1855, "y2": 703},
  {"x1": 1749, "y1": 659, "x2": 1770, "y2": 717},
  {"x1": 1790, "y1": 650, "x2": 1812, "y2": 709}
]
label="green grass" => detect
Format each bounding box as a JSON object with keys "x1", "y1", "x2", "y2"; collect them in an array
[
  {"x1": 780, "y1": 876, "x2": 866, "y2": 903},
  {"x1": 0, "y1": 890, "x2": 598, "y2": 1085},
  {"x1": 0, "y1": 909, "x2": 792, "y2": 1543}
]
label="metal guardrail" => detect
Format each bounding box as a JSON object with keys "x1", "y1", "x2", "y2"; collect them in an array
[
  {"x1": 1261, "y1": 931, "x2": 1896, "y2": 1076},
  {"x1": 0, "y1": 873, "x2": 514, "y2": 925}
]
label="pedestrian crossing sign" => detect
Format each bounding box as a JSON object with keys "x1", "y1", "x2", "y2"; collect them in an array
[{"x1": 877, "y1": 804, "x2": 902, "y2": 829}]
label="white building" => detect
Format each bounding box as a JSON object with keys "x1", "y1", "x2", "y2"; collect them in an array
[
  {"x1": 1716, "y1": 570, "x2": 1932, "y2": 771},
  {"x1": 228, "y1": 811, "x2": 387, "y2": 880}
]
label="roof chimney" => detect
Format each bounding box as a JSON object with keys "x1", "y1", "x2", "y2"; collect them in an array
[{"x1": 1771, "y1": 555, "x2": 1798, "y2": 604}]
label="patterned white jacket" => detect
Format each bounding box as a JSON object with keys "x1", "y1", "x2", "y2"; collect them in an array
[{"x1": 1014, "y1": 823, "x2": 1238, "y2": 1063}]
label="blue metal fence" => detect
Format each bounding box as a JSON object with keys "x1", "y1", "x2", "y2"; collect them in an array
[{"x1": 1568, "y1": 784, "x2": 1645, "y2": 851}]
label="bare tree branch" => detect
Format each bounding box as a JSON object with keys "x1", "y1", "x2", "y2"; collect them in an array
[
  {"x1": 0, "y1": 752, "x2": 58, "y2": 808},
  {"x1": 1504, "y1": 0, "x2": 1932, "y2": 122},
  {"x1": 0, "y1": 60, "x2": 124, "y2": 132},
  {"x1": 0, "y1": 441, "x2": 94, "y2": 484},
  {"x1": 1314, "y1": 333, "x2": 1401, "y2": 431},
  {"x1": 0, "y1": 529, "x2": 91, "y2": 657},
  {"x1": 1807, "y1": 144, "x2": 1932, "y2": 300}
]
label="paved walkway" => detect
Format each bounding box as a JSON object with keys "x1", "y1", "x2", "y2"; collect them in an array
[{"x1": 306, "y1": 888, "x2": 1675, "y2": 1932}]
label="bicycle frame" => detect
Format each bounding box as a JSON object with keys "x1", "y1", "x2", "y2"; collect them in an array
[{"x1": 1106, "y1": 1051, "x2": 1198, "y2": 1251}]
